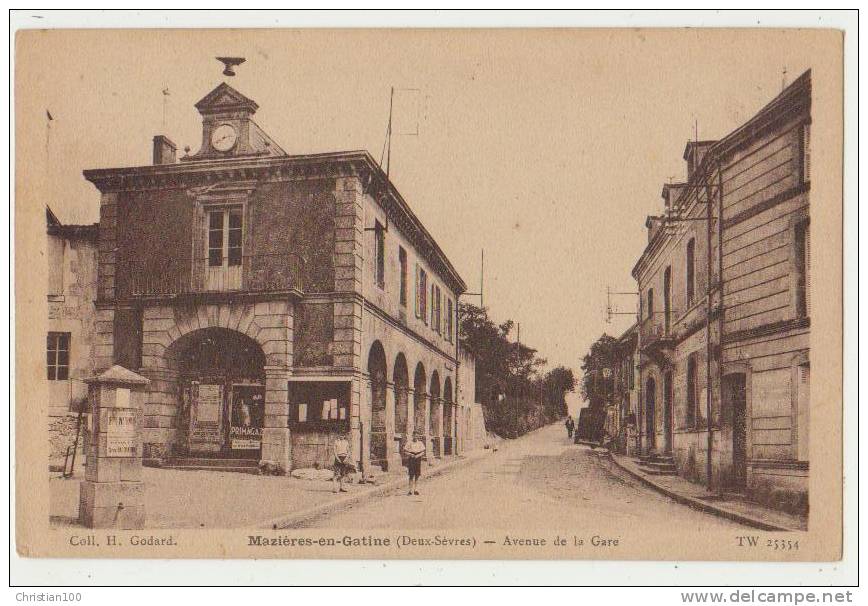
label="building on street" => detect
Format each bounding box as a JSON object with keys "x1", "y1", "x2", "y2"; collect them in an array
[
  {"x1": 83, "y1": 78, "x2": 468, "y2": 475},
  {"x1": 46, "y1": 207, "x2": 99, "y2": 471},
  {"x1": 630, "y1": 70, "x2": 811, "y2": 514}
]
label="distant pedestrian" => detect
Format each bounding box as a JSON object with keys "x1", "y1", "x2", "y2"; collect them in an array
[
  {"x1": 565, "y1": 416, "x2": 575, "y2": 440},
  {"x1": 332, "y1": 435, "x2": 354, "y2": 493},
  {"x1": 403, "y1": 434, "x2": 426, "y2": 495}
]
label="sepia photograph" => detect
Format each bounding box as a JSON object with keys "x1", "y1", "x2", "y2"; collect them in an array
[{"x1": 10, "y1": 10, "x2": 856, "y2": 588}]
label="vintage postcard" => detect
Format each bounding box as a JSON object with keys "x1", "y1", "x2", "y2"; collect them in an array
[{"x1": 14, "y1": 25, "x2": 844, "y2": 563}]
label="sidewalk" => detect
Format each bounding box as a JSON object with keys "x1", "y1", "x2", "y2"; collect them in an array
[
  {"x1": 604, "y1": 451, "x2": 807, "y2": 532},
  {"x1": 50, "y1": 450, "x2": 490, "y2": 530}
]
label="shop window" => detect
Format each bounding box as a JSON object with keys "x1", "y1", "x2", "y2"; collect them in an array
[
  {"x1": 47, "y1": 332, "x2": 70, "y2": 381},
  {"x1": 399, "y1": 246, "x2": 408, "y2": 306},
  {"x1": 289, "y1": 382, "x2": 350, "y2": 427}
]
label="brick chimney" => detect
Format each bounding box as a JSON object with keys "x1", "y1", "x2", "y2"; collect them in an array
[
  {"x1": 152, "y1": 135, "x2": 177, "y2": 165},
  {"x1": 646, "y1": 215, "x2": 664, "y2": 243}
]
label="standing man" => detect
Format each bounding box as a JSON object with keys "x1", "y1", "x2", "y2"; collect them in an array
[
  {"x1": 565, "y1": 416, "x2": 575, "y2": 440},
  {"x1": 403, "y1": 434, "x2": 426, "y2": 496},
  {"x1": 332, "y1": 434, "x2": 354, "y2": 493}
]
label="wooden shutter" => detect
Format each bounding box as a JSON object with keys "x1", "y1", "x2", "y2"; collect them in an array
[
  {"x1": 416, "y1": 263, "x2": 422, "y2": 318},
  {"x1": 797, "y1": 364, "x2": 810, "y2": 461},
  {"x1": 804, "y1": 222, "x2": 811, "y2": 316}
]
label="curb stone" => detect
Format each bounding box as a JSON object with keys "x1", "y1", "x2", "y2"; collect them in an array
[
  {"x1": 599, "y1": 449, "x2": 799, "y2": 532},
  {"x1": 257, "y1": 452, "x2": 490, "y2": 530}
]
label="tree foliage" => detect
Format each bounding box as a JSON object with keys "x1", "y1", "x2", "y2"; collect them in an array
[
  {"x1": 459, "y1": 302, "x2": 575, "y2": 438},
  {"x1": 580, "y1": 333, "x2": 620, "y2": 410}
]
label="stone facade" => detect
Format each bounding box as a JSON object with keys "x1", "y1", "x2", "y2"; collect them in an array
[
  {"x1": 629, "y1": 71, "x2": 811, "y2": 514},
  {"x1": 46, "y1": 209, "x2": 99, "y2": 471},
  {"x1": 83, "y1": 81, "x2": 467, "y2": 477}
]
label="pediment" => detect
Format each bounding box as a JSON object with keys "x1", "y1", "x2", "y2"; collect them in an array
[{"x1": 195, "y1": 82, "x2": 258, "y2": 114}]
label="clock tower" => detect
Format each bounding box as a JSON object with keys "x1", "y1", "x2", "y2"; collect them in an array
[{"x1": 184, "y1": 82, "x2": 285, "y2": 161}]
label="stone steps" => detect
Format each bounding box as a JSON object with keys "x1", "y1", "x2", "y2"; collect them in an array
[
  {"x1": 161, "y1": 457, "x2": 260, "y2": 474},
  {"x1": 636, "y1": 454, "x2": 678, "y2": 476}
]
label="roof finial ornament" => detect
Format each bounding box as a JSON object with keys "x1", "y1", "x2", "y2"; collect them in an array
[{"x1": 216, "y1": 56, "x2": 245, "y2": 77}]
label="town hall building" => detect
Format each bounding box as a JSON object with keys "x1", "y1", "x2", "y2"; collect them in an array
[{"x1": 84, "y1": 78, "x2": 467, "y2": 475}]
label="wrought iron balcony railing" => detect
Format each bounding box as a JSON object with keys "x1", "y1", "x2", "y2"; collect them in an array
[{"x1": 119, "y1": 253, "x2": 304, "y2": 298}]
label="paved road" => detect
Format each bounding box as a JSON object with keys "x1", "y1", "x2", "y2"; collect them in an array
[{"x1": 302, "y1": 422, "x2": 744, "y2": 531}]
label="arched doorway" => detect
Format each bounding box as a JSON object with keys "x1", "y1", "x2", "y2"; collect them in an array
[
  {"x1": 367, "y1": 341, "x2": 388, "y2": 469},
  {"x1": 443, "y1": 377, "x2": 454, "y2": 455},
  {"x1": 413, "y1": 363, "x2": 427, "y2": 439},
  {"x1": 393, "y1": 353, "x2": 409, "y2": 448},
  {"x1": 429, "y1": 371, "x2": 441, "y2": 457},
  {"x1": 169, "y1": 327, "x2": 266, "y2": 459},
  {"x1": 645, "y1": 376, "x2": 657, "y2": 452}
]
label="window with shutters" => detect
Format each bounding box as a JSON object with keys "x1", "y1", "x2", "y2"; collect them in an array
[
  {"x1": 686, "y1": 238, "x2": 695, "y2": 305},
  {"x1": 416, "y1": 266, "x2": 428, "y2": 323},
  {"x1": 663, "y1": 266, "x2": 672, "y2": 334},
  {"x1": 446, "y1": 298, "x2": 454, "y2": 343},
  {"x1": 801, "y1": 123, "x2": 811, "y2": 184},
  {"x1": 374, "y1": 220, "x2": 385, "y2": 289},
  {"x1": 398, "y1": 247, "x2": 408, "y2": 306},
  {"x1": 431, "y1": 283, "x2": 441, "y2": 333},
  {"x1": 796, "y1": 363, "x2": 810, "y2": 461},
  {"x1": 647, "y1": 288, "x2": 654, "y2": 320},
  {"x1": 47, "y1": 332, "x2": 70, "y2": 381},
  {"x1": 795, "y1": 218, "x2": 810, "y2": 317}
]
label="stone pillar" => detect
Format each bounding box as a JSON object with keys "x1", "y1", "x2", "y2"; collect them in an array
[
  {"x1": 261, "y1": 366, "x2": 291, "y2": 473},
  {"x1": 424, "y1": 393, "x2": 434, "y2": 464},
  {"x1": 79, "y1": 365, "x2": 149, "y2": 529},
  {"x1": 435, "y1": 398, "x2": 444, "y2": 458},
  {"x1": 359, "y1": 376, "x2": 372, "y2": 476},
  {"x1": 385, "y1": 383, "x2": 401, "y2": 471},
  {"x1": 349, "y1": 374, "x2": 363, "y2": 473},
  {"x1": 138, "y1": 366, "x2": 180, "y2": 463}
]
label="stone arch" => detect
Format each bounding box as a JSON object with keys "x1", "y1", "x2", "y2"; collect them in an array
[
  {"x1": 138, "y1": 300, "x2": 292, "y2": 466},
  {"x1": 393, "y1": 353, "x2": 409, "y2": 440},
  {"x1": 429, "y1": 370, "x2": 442, "y2": 456},
  {"x1": 142, "y1": 301, "x2": 292, "y2": 372},
  {"x1": 413, "y1": 362, "x2": 427, "y2": 438},
  {"x1": 367, "y1": 341, "x2": 388, "y2": 467},
  {"x1": 443, "y1": 377, "x2": 454, "y2": 455},
  {"x1": 155, "y1": 326, "x2": 268, "y2": 459}
]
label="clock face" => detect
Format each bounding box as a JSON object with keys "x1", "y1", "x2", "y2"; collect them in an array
[{"x1": 211, "y1": 124, "x2": 238, "y2": 152}]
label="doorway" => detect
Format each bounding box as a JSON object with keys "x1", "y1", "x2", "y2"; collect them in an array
[
  {"x1": 723, "y1": 373, "x2": 748, "y2": 489},
  {"x1": 664, "y1": 371, "x2": 674, "y2": 454},
  {"x1": 645, "y1": 377, "x2": 656, "y2": 451},
  {"x1": 173, "y1": 327, "x2": 266, "y2": 458}
]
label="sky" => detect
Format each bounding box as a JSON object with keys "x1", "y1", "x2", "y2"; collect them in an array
[{"x1": 17, "y1": 28, "x2": 821, "y2": 412}]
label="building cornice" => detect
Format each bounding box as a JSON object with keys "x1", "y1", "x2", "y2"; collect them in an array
[{"x1": 84, "y1": 150, "x2": 467, "y2": 295}]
